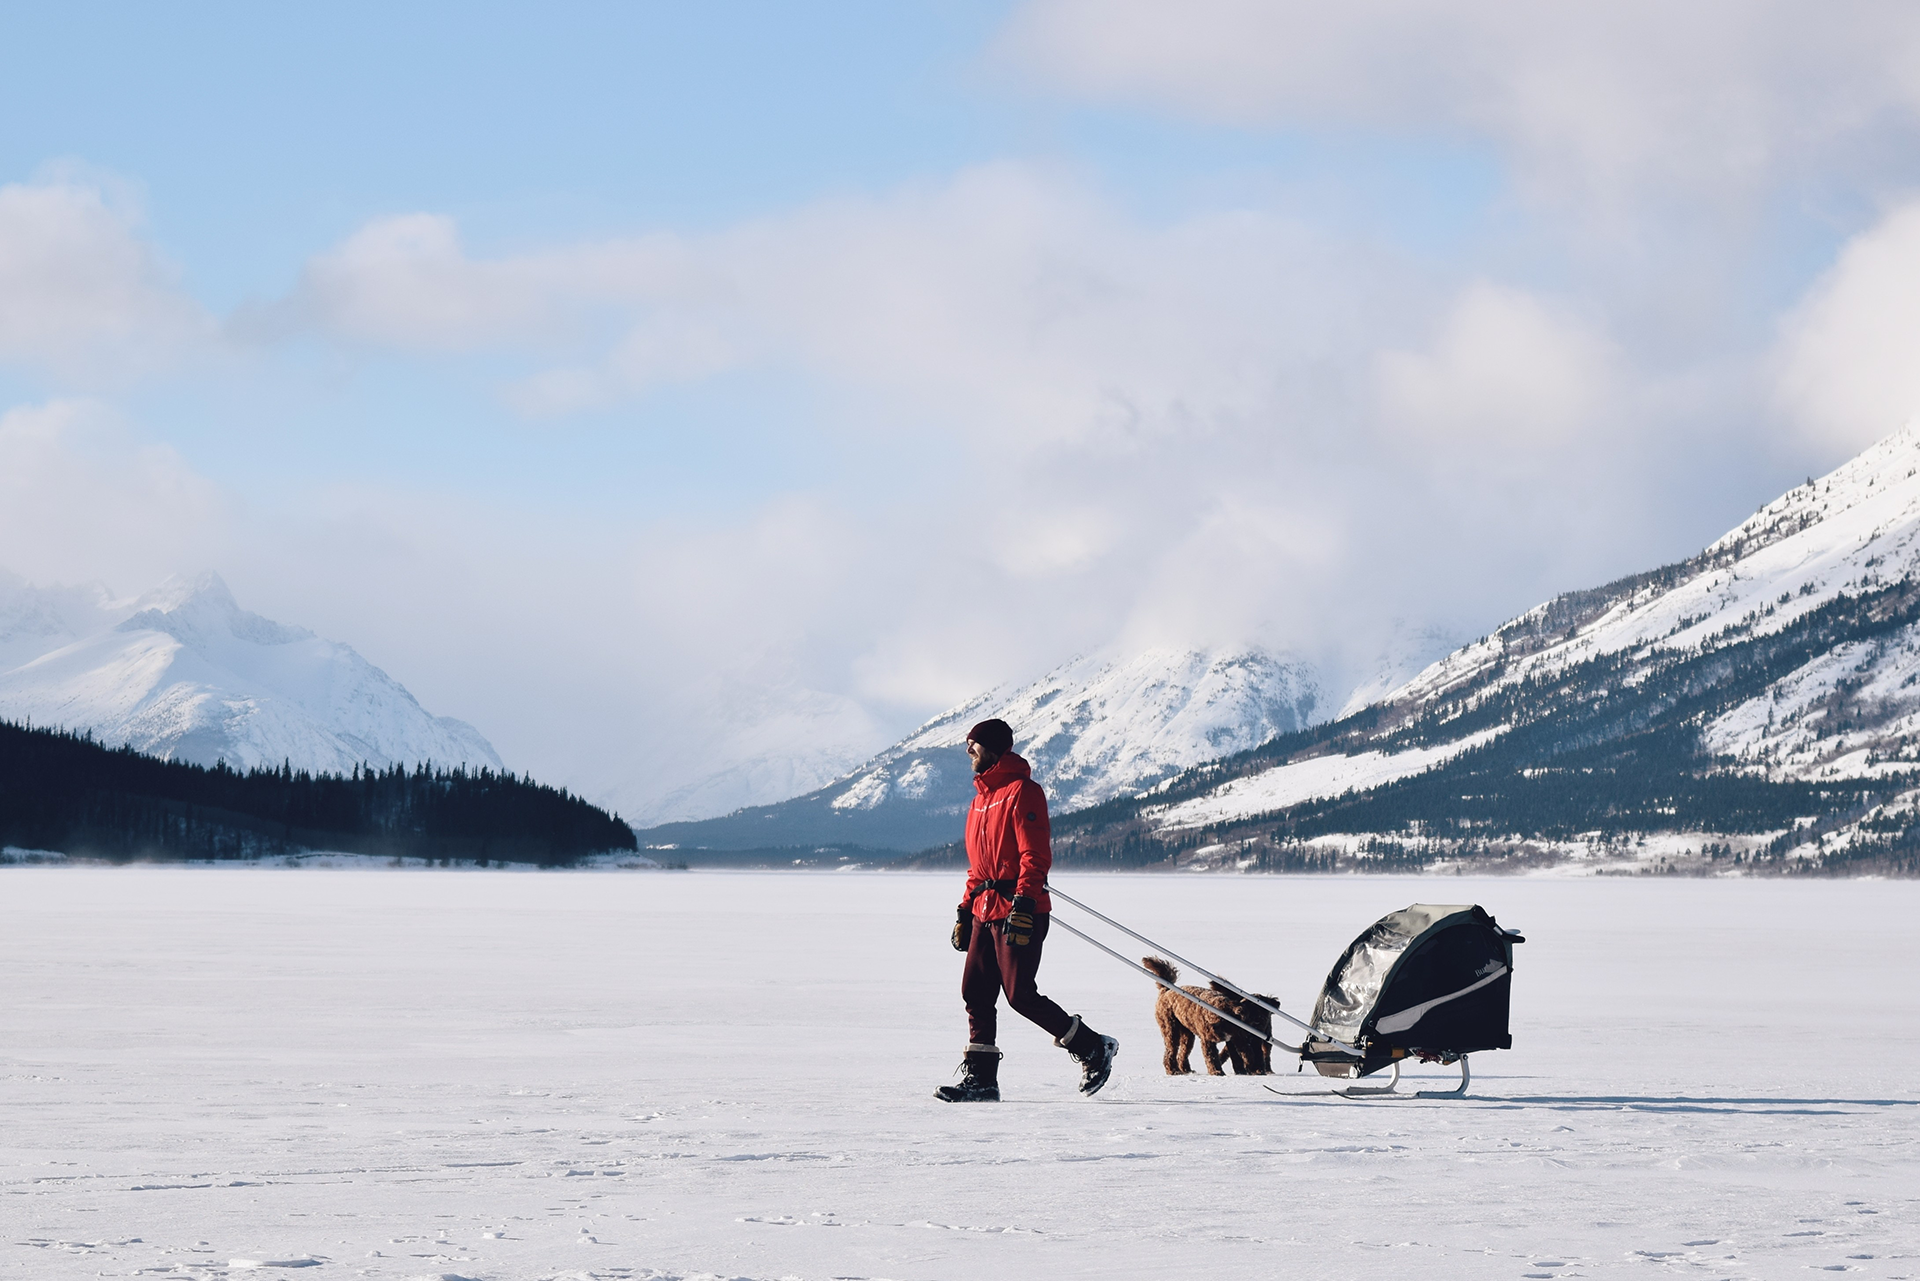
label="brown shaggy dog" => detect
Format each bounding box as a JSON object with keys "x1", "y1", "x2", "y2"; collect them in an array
[{"x1": 1143, "y1": 956, "x2": 1276, "y2": 1075}]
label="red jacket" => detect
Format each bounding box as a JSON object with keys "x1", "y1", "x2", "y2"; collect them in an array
[{"x1": 961, "y1": 752, "x2": 1052, "y2": 922}]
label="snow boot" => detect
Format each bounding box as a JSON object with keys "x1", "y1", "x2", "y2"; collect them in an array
[
  {"x1": 1057, "y1": 1015, "x2": 1118, "y2": 1097},
  {"x1": 934, "y1": 1044, "x2": 1001, "y2": 1102}
]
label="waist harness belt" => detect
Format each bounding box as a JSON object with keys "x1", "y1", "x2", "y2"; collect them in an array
[{"x1": 963, "y1": 879, "x2": 1021, "y2": 914}]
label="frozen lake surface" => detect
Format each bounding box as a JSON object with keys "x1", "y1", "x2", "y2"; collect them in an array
[{"x1": 3, "y1": 869, "x2": 1918, "y2": 1280}]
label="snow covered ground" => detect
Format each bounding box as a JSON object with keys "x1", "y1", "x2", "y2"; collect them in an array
[
  {"x1": 1149, "y1": 726, "x2": 1507, "y2": 828},
  {"x1": 3, "y1": 869, "x2": 1917, "y2": 1280}
]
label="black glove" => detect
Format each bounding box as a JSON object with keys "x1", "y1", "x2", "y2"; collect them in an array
[
  {"x1": 1007, "y1": 895, "x2": 1036, "y2": 947},
  {"x1": 951, "y1": 907, "x2": 972, "y2": 952}
]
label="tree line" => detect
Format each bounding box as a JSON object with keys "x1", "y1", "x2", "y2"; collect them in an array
[{"x1": 0, "y1": 719, "x2": 636, "y2": 864}]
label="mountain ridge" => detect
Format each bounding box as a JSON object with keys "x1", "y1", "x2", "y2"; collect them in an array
[
  {"x1": 1043, "y1": 424, "x2": 1920, "y2": 876},
  {"x1": 636, "y1": 644, "x2": 1321, "y2": 855},
  {"x1": 0, "y1": 570, "x2": 502, "y2": 778}
]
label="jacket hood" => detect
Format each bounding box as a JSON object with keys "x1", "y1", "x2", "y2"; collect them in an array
[{"x1": 973, "y1": 751, "x2": 1031, "y2": 792}]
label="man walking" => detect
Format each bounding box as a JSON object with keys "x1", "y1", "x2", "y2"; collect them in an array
[{"x1": 935, "y1": 718, "x2": 1118, "y2": 1102}]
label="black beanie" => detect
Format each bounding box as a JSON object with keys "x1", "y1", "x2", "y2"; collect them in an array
[{"x1": 966, "y1": 718, "x2": 1014, "y2": 755}]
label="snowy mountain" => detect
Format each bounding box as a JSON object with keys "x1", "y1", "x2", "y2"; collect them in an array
[
  {"x1": 0, "y1": 571, "x2": 502, "y2": 776},
  {"x1": 636, "y1": 646, "x2": 1321, "y2": 854},
  {"x1": 1333, "y1": 621, "x2": 1466, "y2": 720},
  {"x1": 624, "y1": 684, "x2": 889, "y2": 828},
  {"x1": 0, "y1": 572, "x2": 124, "y2": 674},
  {"x1": 1055, "y1": 424, "x2": 1920, "y2": 875}
]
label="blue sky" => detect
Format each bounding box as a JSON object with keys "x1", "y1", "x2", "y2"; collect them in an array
[
  {"x1": 3, "y1": 3, "x2": 1018, "y2": 513},
  {"x1": 3, "y1": 6, "x2": 1005, "y2": 291},
  {"x1": 6, "y1": 2, "x2": 1920, "y2": 818}
]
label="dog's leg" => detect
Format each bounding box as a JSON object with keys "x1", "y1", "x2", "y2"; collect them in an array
[
  {"x1": 1201, "y1": 1035, "x2": 1226, "y2": 1076},
  {"x1": 1157, "y1": 1003, "x2": 1184, "y2": 1075}
]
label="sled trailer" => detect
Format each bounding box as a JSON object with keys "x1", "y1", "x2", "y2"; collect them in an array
[{"x1": 1301, "y1": 903, "x2": 1524, "y2": 1085}]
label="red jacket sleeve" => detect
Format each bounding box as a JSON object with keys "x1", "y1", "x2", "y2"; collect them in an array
[
  {"x1": 960, "y1": 797, "x2": 983, "y2": 909},
  {"x1": 1012, "y1": 780, "x2": 1051, "y2": 901}
]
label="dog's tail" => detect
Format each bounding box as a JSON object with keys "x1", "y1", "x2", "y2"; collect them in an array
[{"x1": 1142, "y1": 955, "x2": 1178, "y2": 984}]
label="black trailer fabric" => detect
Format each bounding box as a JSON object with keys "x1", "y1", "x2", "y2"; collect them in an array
[{"x1": 1307, "y1": 903, "x2": 1520, "y2": 1078}]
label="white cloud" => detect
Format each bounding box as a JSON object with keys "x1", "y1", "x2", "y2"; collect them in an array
[
  {"x1": 268, "y1": 163, "x2": 1756, "y2": 739},
  {"x1": 0, "y1": 400, "x2": 231, "y2": 584},
  {"x1": 999, "y1": 0, "x2": 1920, "y2": 207},
  {"x1": 1378, "y1": 282, "x2": 1615, "y2": 448},
  {"x1": 0, "y1": 178, "x2": 209, "y2": 379},
  {"x1": 293, "y1": 213, "x2": 704, "y2": 353},
  {"x1": 300, "y1": 214, "x2": 520, "y2": 349},
  {"x1": 1778, "y1": 199, "x2": 1920, "y2": 452},
  {"x1": 294, "y1": 164, "x2": 1374, "y2": 452},
  {"x1": 997, "y1": 508, "x2": 1121, "y2": 578}
]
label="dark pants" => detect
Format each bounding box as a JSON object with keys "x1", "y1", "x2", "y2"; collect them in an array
[{"x1": 963, "y1": 912, "x2": 1073, "y2": 1045}]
